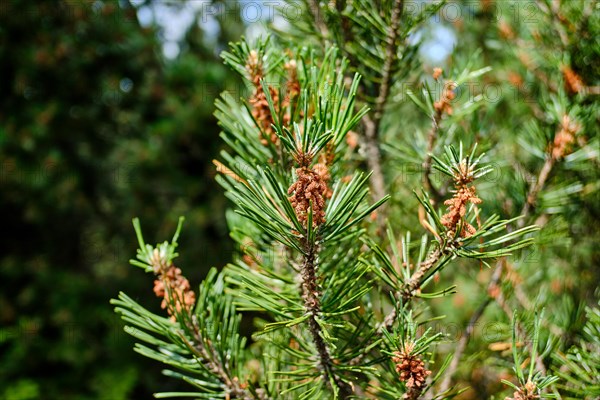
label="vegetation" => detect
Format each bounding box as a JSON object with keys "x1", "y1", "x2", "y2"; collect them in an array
[{"x1": 1, "y1": 0, "x2": 598, "y2": 399}]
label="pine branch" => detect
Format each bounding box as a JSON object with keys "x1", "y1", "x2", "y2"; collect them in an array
[
  {"x1": 306, "y1": 0, "x2": 329, "y2": 44},
  {"x1": 361, "y1": 113, "x2": 387, "y2": 223},
  {"x1": 362, "y1": 0, "x2": 404, "y2": 217},
  {"x1": 520, "y1": 156, "x2": 555, "y2": 228},
  {"x1": 186, "y1": 319, "x2": 261, "y2": 400},
  {"x1": 402, "y1": 247, "x2": 444, "y2": 300},
  {"x1": 300, "y1": 237, "x2": 353, "y2": 399},
  {"x1": 375, "y1": 144, "x2": 537, "y2": 337},
  {"x1": 334, "y1": 0, "x2": 356, "y2": 67},
  {"x1": 379, "y1": 246, "x2": 446, "y2": 333},
  {"x1": 374, "y1": 0, "x2": 404, "y2": 123},
  {"x1": 422, "y1": 108, "x2": 444, "y2": 204},
  {"x1": 358, "y1": 144, "x2": 538, "y2": 393},
  {"x1": 108, "y1": 1, "x2": 598, "y2": 397},
  {"x1": 436, "y1": 263, "x2": 502, "y2": 394},
  {"x1": 408, "y1": 66, "x2": 488, "y2": 206},
  {"x1": 438, "y1": 146, "x2": 560, "y2": 393},
  {"x1": 373, "y1": 0, "x2": 404, "y2": 125},
  {"x1": 114, "y1": 220, "x2": 259, "y2": 399}
]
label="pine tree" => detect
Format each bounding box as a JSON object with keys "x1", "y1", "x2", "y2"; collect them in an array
[{"x1": 113, "y1": 1, "x2": 599, "y2": 398}]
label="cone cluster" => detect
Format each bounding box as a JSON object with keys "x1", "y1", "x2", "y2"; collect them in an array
[
  {"x1": 392, "y1": 348, "x2": 431, "y2": 391},
  {"x1": 551, "y1": 114, "x2": 581, "y2": 160},
  {"x1": 440, "y1": 161, "x2": 482, "y2": 238},
  {"x1": 288, "y1": 165, "x2": 328, "y2": 228},
  {"x1": 150, "y1": 249, "x2": 196, "y2": 319}
]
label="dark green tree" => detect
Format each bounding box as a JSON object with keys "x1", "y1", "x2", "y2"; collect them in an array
[{"x1": 0, "y1": 0, "x2": 239, "y2": 398}]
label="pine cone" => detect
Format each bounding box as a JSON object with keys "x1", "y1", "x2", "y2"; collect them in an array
[
  {"x1": 149, "y1": 249, "x2": 196, "y2": 320},
  {"x1": 551, "y1": 114, "x2": 580, "y2": 160},
  {"x1": 392, "y1": 347, "x2": 431, "y2": 391},
  {"x1": 440, "y1": 177, "x2": 481, "y2": 238},
  {"x1": 288, "y1": 165, "x2": 329, "y2": 228}
]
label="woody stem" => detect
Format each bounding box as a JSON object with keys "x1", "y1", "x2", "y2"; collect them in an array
[{"x1": 301, "y1": 237, "x2": 352, "y2": 398}]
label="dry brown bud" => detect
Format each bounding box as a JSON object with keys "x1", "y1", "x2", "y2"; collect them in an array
[
  {"x1": 505, "y1": 380, "x2": 539, "y2": 400},
  {"x1": 434, "y1": 81, "x2": 456, "y2": 116}
]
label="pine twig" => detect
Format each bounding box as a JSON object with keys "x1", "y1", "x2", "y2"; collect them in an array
[
  {"x1": 335, "y1": 0, "x2": 357, "y2": 68},
  {"x1": 373, "y1": 0, "x2": 404, "y2": 124},
  {"x1": 437, "y1": 263, "x2": 503, "y2": 394},
  {"x1": 351, "y1": 244, "x2": 446, "y2": 370},
  {"x1": 402, "y1": 247, "x2": 444, "y2": 300},
  {"x1": 306, "y1": 0, "x2": 329, "y2": 44},
  {"x1": 379, "y1": 246, "x2": 446, "y2": 333},
  {"x1": 185, "y1": 323, "x2": 260, "y2": 400},
  {"x1": 300, "y1": 238, "x2": 353, "y2": 398},
  {"x1": 422, "y1": 108, "x2": 444, "y2": 204},
  {"x1": 362, "y1": 113, "x2": 387, "y2": 213},
  {"x1": 519, "y1": 156, "x2": 555, "y2": 228},
  {"x1": 362, "y1": 0, "x2": 404, "y2": 218}
]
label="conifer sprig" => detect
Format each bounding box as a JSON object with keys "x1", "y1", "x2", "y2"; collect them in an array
[
  {"x1": 372, "y1": 144, "x2": 537, "y2": 302},
  {"x1": 112, "y1": 220, "x2": 257, "y2": 399},
  {"x1": 552, "y1": 301, "x2": 600, "y2": 398},
  {"x1": 215, "y1": 39, "x2": 389, "y2": 398},
  {"x1": 502, "y1": 310, "x2": 559, "y2": 400}
]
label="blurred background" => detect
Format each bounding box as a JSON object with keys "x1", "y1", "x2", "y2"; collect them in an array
[{"x1": 0, "y1": 0, "x2": 253, "y2": 398}]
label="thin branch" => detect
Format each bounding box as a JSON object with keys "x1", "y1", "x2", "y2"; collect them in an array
[
  {"x1": 422, "y1": 108, "x2": 444, "y2": 203},
  {"x1": 306, "y1": 0, "x2": 329, "y2": 45},
  {"x1": 437, "y1": 263, "x2": 503, "y2": 394},
  {"x1": 374, "y1": 0, "x2": 404, "y2": 124},
  {"x1": 150, "y1": 255, "x2": 261, "y2": 399},
  {"x1": 335, "y1": 0, "x2": 357, "y2": 69},
  {"x1": 187, "y1": 319, "x2": 261, "y2": 399},
  {"x1": 438, "y1": 153, "x2": 557, "y2": 392},
  {"x1": 300, "y1": 238, "x2": 353, "y2": 398},
  {"x1": 362, "y1": 113, "x2": 387, "y2": 213},
  {"x1": 349, "y1": 243, "x2": 448, "y2": 368},
  {"x1": 379, "y1": 246, "x2": 447, "y2": 333},
  {"x1": 519, "y1": 156, "x2": 555, "y2": 228},
  {"x1": 362, "y1": 0, "x2": 404, "y2": 218},
  {"x1": 402, "y1": 247, "x2": 444, "y2": 299}
]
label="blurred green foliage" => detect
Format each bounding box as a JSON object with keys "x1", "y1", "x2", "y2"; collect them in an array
[{"x1": 0, "y1": 0, "x2": 242, "y2": 398}]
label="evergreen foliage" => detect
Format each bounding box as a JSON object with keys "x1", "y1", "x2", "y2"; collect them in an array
[{"x1": 112, "y1": 1, "x2": 599, "y2": 399}]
